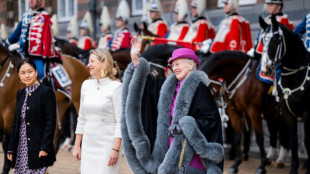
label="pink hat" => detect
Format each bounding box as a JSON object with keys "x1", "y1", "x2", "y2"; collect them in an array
[{"x1": 168, "y1": 48, "x2": 200, "y2": 66}]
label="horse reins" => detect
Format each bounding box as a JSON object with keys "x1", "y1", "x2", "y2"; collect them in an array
[
  {"x1": 278, "y1": 64, "x2": 310, "y2": 117},
  {"x1": 0, "y1": 52, "x2": 13, "y2": 87},
  {"x1": 0, "y1": 52, "x2": 11, "y2": 69}
]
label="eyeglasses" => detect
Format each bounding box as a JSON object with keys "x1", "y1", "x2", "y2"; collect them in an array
[{"x1": 169, "y1": 60, "x2": 191, "y2": 69}]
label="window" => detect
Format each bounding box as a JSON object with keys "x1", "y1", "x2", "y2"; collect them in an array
[
  {"x1": 132, "y1": 0, "x2": 148, "y2": 16},
  {"x1": 18, "y1": 0, "x2": 29, "y2": 20},
  {"x1": 217, "y1": 0, "x2": 257, "y2": 8},
  {"x1": 57, "y1": 0, "x2": 77, "y2": 22}
]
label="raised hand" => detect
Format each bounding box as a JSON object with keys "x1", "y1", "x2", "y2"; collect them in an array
[{"x1": 130, "y1": 37, "x2": 141, "y2": 66}]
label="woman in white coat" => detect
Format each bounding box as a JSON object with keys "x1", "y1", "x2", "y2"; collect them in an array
[{"x1": 72, "y1": 48, "x2": 122, "y2": 173}]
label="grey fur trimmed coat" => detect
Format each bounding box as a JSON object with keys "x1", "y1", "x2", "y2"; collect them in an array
[{"x1": 121, "y1": 58, "x2": 224, "y2": 174}]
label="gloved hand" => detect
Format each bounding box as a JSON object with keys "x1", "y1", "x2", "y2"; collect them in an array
[{"x1": 168, "y1": 123, "x2": 183, "y2": 137}]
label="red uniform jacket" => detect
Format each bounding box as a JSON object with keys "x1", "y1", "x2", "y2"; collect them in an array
[
  {"x1": 167, "y1": 22, "x2": 189, "y2": 41},
  {"x1": 110, "y1": 28, "x2": 131, "y2": 51},
  {"x1": 148, "y1": 19, "x2": 168, "y2": 38},
  {"x1": 69, "y1": 38, "x2": 78, "y2": 46},
  {"x1": 28, "y1": 11, "x2": 58, "y2": 58},
  {"x1": 210, "y1": 13, "x2": 253, "y2": 53},
  {"x1": 78, "y1": 36, "x2": 96, "y2": 50},
  {"x1": 184, "y1": 17, "x2": 216, "y2": 50}
]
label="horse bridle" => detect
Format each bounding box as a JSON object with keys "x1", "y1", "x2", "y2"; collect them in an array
[
  {"x1": 261, "y1": 27, "x2": 287, "y2": 64},
  {"x1": 0, "y1": 52, "x2": 13, "y2": 87}
]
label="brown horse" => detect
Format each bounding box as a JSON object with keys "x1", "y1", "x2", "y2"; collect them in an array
[
  {"x1": 200, "y1": 50, "x2": 290, "y2": 174},
  {"x1": 0, "y1": 45, "x2": 89, "y2": 173}
]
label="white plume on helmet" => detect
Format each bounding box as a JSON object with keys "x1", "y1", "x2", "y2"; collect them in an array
[
  {"x1": 174, "y1": 0, "x2": 188, "y2": 21},
  {"x1": 222, "y1": 0, "x2": 239, "y2": 10},
  {"x1": 141, "y1": 2, "x2": 152, "y2": 23},
  {"x1": 100, "y1": 6, "x2": 111, "y2": 30},
  {"x1": 51, "y1": 14, "x2": 59, "y2": 37},
  {"x1": 115, "y1": 0, "x2": 130, "y2": 22},
  {"x1": 0, "y1": 24, "x2": 8, "y2": 40},
  {"x1": 149, "y1": 0, "x2": 163, "y2": 15},
  {"x1": 191, "y1": 0, "x2": 206, "y2": 17},
  {"x1": 67, "y1": 16, "x2": 79, "y2": 38},
  {"x1": 80, "y1": 11, "x2": 94, "y2": 34}
]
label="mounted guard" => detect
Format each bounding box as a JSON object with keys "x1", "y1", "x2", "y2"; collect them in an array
[
  {"x1": 78, "y1": 11, "x2": 96, "y2": 50},
  {"x1": 165, "y1": 0, "x2": 189, "y2": 41},
  {"x1": 3, "y1": 0, "x2": 72, "y2": 98},
  {"x1": 147, "y1": 0, "x2": 168, "y2": 38},
  {"x1": 209, "y1": 0, "x2": 252, "y2": 53},
  {"x1": 183, "y1": 0, "x2": 216, "y2": 51},
  {"x1": 255, "y1": 0, "x2": 294, "y2": 56},
  {"x1": 98, "y1": 6, "x2": 112, "y2": 49},
  {"x1": 3, "y1": 0, "x2": 62, "y2": 80},
  {"x1": 66, "y1": 16, "x2": 79, "y2": 46},
  {"x1": 108, "y1": 0, "x2": 131, "y2": 52}
]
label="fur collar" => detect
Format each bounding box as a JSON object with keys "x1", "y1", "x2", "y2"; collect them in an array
[{"x1": 121, "y1": 58, "x2": 215, "y2": 173}]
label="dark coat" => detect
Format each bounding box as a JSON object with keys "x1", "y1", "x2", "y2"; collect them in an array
[
  {"x1": 121, "y1": 58, "x2": 224, "y2": 174},
  {"x1": 8, "y1": 84, "x2": 56, "y2": 169}
]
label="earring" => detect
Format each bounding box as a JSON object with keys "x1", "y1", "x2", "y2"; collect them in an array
[
  {"x1": 101, "y1": 68, "x2": 106, "y2": 77},
  {"x1": 188, "y1": 67, "x2": 192, "y2": 71}
]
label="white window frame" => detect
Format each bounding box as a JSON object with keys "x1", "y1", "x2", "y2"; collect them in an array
[
  {"x1": 18, "y1": 0, "x2": 29, "y2": 21},
  {"x1": 57, "y1": 0, "x2": 78, "y2": 22},
  {"x1": 132, "y1": 0, "x2": 147, "y2": 16},
  {"x1": 217, "y1": 0, "x2": 257, "y2": 8}
]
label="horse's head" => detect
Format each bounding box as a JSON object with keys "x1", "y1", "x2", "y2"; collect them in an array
[{"x1": 259, "y1": 15, "x2": 286, "y2": 75}]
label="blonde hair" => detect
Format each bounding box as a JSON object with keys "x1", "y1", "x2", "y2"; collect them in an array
[{"x1": 90, "y1": 48, "x2": 118, "y2": 80}]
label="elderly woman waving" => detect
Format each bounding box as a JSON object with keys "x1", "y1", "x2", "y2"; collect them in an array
[{"x1": 121, "y1": 37, "x2": 224, "y2": 174}]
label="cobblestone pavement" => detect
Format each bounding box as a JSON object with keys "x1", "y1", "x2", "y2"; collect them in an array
[{"x1": 0, "y1": 145, "x2": 306, "y2": 174}]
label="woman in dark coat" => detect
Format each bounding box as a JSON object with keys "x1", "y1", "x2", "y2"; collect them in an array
[
  {"x1": 7, "y1": 58, "x2": 56, "y2": 173},
  {"x1": 121, "y1": 38, "x2": 224, "y2": 174}
]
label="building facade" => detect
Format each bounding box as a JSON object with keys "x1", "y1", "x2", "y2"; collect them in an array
[{"x1": 0, "y1": 0, "x2": 309, "y2": 42}]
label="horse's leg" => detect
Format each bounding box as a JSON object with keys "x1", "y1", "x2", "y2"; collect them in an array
[
  {"x1": 242, "y1": 114, "x2": 252, "y2": 161},
  {"x1": 304, "y1": 111, "x2": 310, "y2": 174},
  {"x1": 264, "y1": 112, "x2": 278, "y2": 165},
  {"x1": 274, "y1": 113, "x2": 290, "y2": 168},
  {"x1": 1, "y1": 132, "x2": 11, "y2": 174},
  {"x1": 1, "y1": 108, "x2": 15, "y2": 174},
  {"x1": 285, "y1": 114, "x2": 299, "y2": 174},
  {"x1": 226, "y1": 108, "x2": 243, "y2": 174},
  {"x1": 225, "y1": 120, "x2": 236, "y2": 160},
  {"x1": 248, "y1": 107, "x2": 267, "y2": 174},
  {"x1": 53, "y1": 93, "x2": 72, "y2": 153}
]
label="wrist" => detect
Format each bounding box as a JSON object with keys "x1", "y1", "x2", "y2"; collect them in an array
[{"x1": 112, "y1": 148, "x2": 119, "y2": 152}]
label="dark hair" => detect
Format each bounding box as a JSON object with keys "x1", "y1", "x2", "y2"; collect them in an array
[{"x1": 17, "y1": 58, "x2": 37, "y2": 73}]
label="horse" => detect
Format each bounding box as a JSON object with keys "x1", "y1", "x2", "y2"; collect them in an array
[
  {"x1": 140, "y1": 44, "x2": 289, "y2": 173},
  {"x1": 259, "y1": 15, "x2": 310, "y2": 174},
  {"x1": 0, "y1": 45, "x2": 89, "y2": 173},
  {"x1": 199, "y1": 51, "x2": 278, "y2": 174}
]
